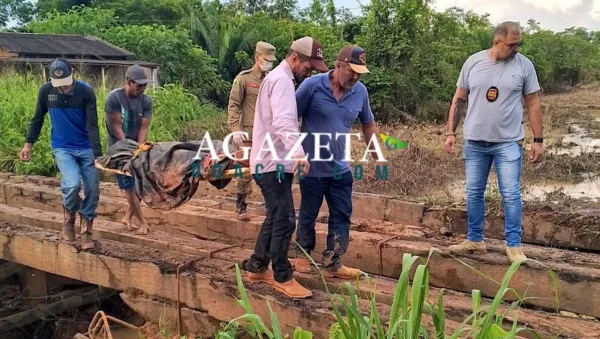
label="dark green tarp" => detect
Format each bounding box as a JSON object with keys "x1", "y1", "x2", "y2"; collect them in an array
[{"x1": 96, "y1": 139, "x2": 242, "y2": 211}]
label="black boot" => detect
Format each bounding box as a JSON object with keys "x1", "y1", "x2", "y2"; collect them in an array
[{"x1": 235, "y1": 193, "x2": 250, "y2": 221}]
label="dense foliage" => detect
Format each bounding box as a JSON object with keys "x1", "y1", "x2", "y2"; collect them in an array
[{"x1": 4, "y1": 0, "x2": 600, "y2": 123}]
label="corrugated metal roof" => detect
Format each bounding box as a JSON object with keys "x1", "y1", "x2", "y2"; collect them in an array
[
  {"x1": 0, "y1": 57, "x2": 160, "y2": 67},
  {"x1": 0, "y1": 33, "x2": 134, "y2": 59}
]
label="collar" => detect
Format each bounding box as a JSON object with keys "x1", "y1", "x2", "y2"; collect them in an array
[
  {"x1": 281, "y1": 60, "x2": 295, "y2": 84},
  {"x1": 57, "y1": 80, "x2": 77, "y2": 96},
  {"x1": 252, "y1": 68, "x2": 264, "y2": 79},
  {"x1": 323, "y1": 70, "x2": 356, "y2": 94}
]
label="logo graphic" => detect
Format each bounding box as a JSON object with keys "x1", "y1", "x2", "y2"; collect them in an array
[
  {"x1": 53, "y1": 69, "x2": 63, "y2": 78},
  {"x1": 316, "y1": 47, "x2": 323, "y2": 58},
  {"x1": 380, "y1": 133, "x2": 407, "y2": 150},
  {"x1": 359, "y1": 53, "x2": 366, "y2": 65}
]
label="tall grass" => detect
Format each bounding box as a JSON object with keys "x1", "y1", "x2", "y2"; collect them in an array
[
  {"x1": 223, "y1": 248, "x2": 559, "y2": 339},
  {"x1": 0, "y1": 72, "x2": 227, "y2": 177}
]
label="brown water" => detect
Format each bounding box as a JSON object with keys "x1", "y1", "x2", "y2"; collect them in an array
[
  {"x1": 109, "y1": 327, "x2": 143, "y2": 339},
  {"x1": 549, "y1": 123, "x2": 600, "y2": 156}
]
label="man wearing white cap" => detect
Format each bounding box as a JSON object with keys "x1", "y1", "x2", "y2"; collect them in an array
[
  {"x1": 242, "y1": 36, "x2": 329, "y2": 299},
  {"x1": 20, "y1": 58, "x2": 102, "y2": 250},
  {"x1": 227, "y1": 41, "x2": 278, "y2": 221}
]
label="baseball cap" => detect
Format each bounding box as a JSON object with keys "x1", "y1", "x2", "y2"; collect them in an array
[
  {"x1": 336, "y1": 45, "x2": 370, "y2": 74},
  {"x1": 256, "y1": 41, "x2": 277, "y2": 62},
  {"x1": 48, "y1": 58, "x2": 73, "y2": 87},
  {"x1": 126, "y1": 65, "x2": 150, "y2": 85},
  {"x1": 289, "y1": 36, "x2": 328, "y2": 72}
]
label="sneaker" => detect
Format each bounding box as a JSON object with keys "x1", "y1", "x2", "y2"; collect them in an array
[
  {"x1": 235, "y1": 193, "x2": 251, "y2": 221},
  {"x1": 448, "y1": 240, "x2": 487, "y2": 254},
  {"x1": 247, "y1": 269, "x2": 275, "y2": 285},
  {"x1": 323, "y1": 265, "x2": 362, "y2": 280},
  {"x1": 273, "y1": 278, "x2": 312, "y2": 298},
  {"x1": 506, "y1": 246, "x2": 527, "y2": 263},
  {"x1": 294, "y1": 257, "x2": 312, "y2": 273},
  {"x1": 62, "y1": 206, "x2": 76, "y2": 241}
]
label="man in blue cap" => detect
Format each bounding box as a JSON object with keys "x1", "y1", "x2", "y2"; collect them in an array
[
  {"x1": 293, "y1": 45, "x2": 382, "y2": 279},
  {"x1": 20, "y1": 58, "x2": 102, "y2": 250}
]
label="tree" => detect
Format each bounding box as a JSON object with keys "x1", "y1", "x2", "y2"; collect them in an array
[{"x1": 0, "y1": 0, "x2": 35, "y2": 28}]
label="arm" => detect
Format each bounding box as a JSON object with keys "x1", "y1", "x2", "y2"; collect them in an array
[
  {"x1": 137, "y1": 98, "x2": 152, "y2": 144},
  {"x1": 359, "y1": 90, "x2": 380, "y2": 161},
  {"x1": 295, "y1": 77, "x2": 313, "y2": 119},
  {"x1": 525, "y1": 92, "x2": 542, "y2": 139},
  {"x1": 270, "y1": 78, "x2": 305, "y2": 158},
  {"x1": 25, "y1": 86, "x2": 49, "y2": 147},
  {"x1": 227, "y1": 76, "x2": 244, "y2": 132},
  {"x1": 104, "y1": 93, "x2": 126, "y2": 141},
  {"x1": 84, "y1": 88, "x2": 103, "y2": 157},
  {"x1": 447, "y1": 88, "x2": 468, "y2": 135}
]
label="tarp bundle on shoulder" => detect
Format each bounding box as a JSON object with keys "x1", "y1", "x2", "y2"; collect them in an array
[{"x1": 95, "y1": 139, "x2": 248, "y2": 212}]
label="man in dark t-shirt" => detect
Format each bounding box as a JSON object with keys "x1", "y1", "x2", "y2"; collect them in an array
[{"x1": 104, "y1": 65, "x2": 153, "y2": 235}]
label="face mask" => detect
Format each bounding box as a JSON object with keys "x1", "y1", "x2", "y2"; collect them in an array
[{"x1": 260, "y1": 61, "x2": 273, "y2": 72}]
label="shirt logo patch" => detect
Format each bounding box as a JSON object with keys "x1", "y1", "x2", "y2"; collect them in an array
[
  {"x1": 53, "y1": 69, "x2": 63, "y2": 78},
  {"x1": 48, "y1": 94, "x2": 57, "y2": 101},
  {"x1": 247, "y1": 82, "x2": 260, "y2": 89}
]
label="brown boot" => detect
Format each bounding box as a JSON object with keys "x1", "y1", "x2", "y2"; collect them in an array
[
  {"x1": 62, "y1": 205, "x2": 76, "y2": 241},
  {"x1": 324, "y1": 265, "x2": 362, "y2": 280},
  {"x1": 79, "y1": 214, "x2": 95, "y2": 250},
  {"x1": 448, "y1": 240, "x2": 487, "y2": 254},
  {"x1": 294, "y1": 257, "x2": 312, "y2": 273},
  {"x1": 247, "y1": 269, "x2": 275, "y2": 285},
  {"x1": 273, "y1": 278, "x2": 312, "y2": 298}
]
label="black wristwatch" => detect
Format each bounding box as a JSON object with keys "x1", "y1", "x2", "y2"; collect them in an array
[{"x1": 533, "y1": 137, "x2": 543, "y2": 143}]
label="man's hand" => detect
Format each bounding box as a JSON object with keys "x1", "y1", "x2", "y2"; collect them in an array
[
  {"x1": 529, "y1": 142, "x2": 544, "y2": 163},
  {"x1": 444, "y1": 135, "x2": 456, "y2": 155},
  {"x1": 19, "y1": 144, "x2": 31, "y2": 161},
  {"x1": 292, "y1": 155, "x2": 310, "y2": 178},
  {"x1": 232, "y1": 133, "x2": 246, "y2": 148}
]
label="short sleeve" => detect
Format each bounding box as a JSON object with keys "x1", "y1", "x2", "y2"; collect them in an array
[
  {"x1": 143, "y1": 96, "x2": 153, "y2": 118},
  {"x1": 359, "y1": 87, "x2": 374, "y2": 124},
  {"x1": 104, "y1": 92, "x2": 121, "y2": 114},
  {"x1": 523, "y1": 59, "x2": 541, "y2": 95},
  {"x1": 457, "y1": 59, "x2": 470, "y2": 92},
  {"x1": 295, "y1": 77, "x2": 313, "y2": 118}
]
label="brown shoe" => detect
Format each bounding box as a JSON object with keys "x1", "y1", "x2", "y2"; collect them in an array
[
  {"x1": 234, "y1": 193, "x2": 251, "y2": 221},
  {"x1": 323, "y1": 265, "x2": 362, "y2": 280},
  {"x1": 62, "y1": 205, "x2": 76, "y2": 241},
  {"x1": 247, "y1": 270, "x2": 275, "y2": 285},
  {"x1": 273, "y1": 278, "x2": 312, "y2": 298},
  {"x1": 294, "y1": 257, "x2": 312, "y2": 273}
]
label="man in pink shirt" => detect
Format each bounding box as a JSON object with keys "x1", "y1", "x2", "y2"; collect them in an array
[{"x1": 242, "y1": 36, "x2": 328, "y2": 299}]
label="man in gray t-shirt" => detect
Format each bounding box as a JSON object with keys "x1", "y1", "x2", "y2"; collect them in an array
[
  {"x1": 104, "y1": 65, "x2": 153, "y2": 235},
  {"x1": 443, "y1": 22, "x2": 544, "y2": 263}
]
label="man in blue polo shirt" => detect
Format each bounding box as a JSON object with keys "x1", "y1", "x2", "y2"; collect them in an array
[
  {"x1": 20, "y1": 58, "x2": 102, "y2": 250},
  {"x1": 293, "y1": 45, "x2": 382, "y2": 279}
]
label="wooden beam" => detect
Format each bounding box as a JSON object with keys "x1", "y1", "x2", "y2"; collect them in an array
[
  {"x1": 101, "y1": 66, "x2": 106, "y2": 91},
  {"x1": 18, "y1": 268, "x2": 47, "y2": 307},
  {"x1": 0, "y1": 286, "x2": 113, "y2": 333}
]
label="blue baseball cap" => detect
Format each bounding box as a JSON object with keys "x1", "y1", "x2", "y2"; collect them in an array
[
  {"x1": 336, "y1": 45, "x2": 370, "y2": 74},
  {"x1": 48, "y1": 58, "x2": 73, "y2": 87}
]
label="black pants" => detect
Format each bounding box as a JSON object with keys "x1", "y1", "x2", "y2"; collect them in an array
[
  {"x1": 243, "y1": 171, "x2": 296, "y2": 283},
  {"x1": 295, "y1": 171, "x2": 353, "y2": 270}
]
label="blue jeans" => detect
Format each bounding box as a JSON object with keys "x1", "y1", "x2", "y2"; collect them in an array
[
  {"x1": 462, "y1": 140, "x2": 523, "y2": 247},
  {"x1": 52, "y1": 148, "x2": 100, "y2": 221},
  {"x1": 295, "y1": 171, "x2": 353, "y2": 270}
]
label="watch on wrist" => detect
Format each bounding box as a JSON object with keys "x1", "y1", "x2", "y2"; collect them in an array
[{"x1": 533, "y1": 137, "x2": 543, "y2": 143}]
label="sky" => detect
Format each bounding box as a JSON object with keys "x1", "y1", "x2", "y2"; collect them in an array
[{"x1": 297, "y1": 0, "x2": 600, "y2": 32}]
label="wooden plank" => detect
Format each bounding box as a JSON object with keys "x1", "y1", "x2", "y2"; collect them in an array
[{"x1": 2, "y1": 183, "x2": 600, "y2": 318}]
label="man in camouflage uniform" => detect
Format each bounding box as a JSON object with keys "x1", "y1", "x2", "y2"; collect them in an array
[{"x1": 228, "y1": 41, "x2": 277, "y2": 221}]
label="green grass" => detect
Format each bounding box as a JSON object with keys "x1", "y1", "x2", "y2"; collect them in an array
[
  {"x1": 218, "y1": 246, "x2": 560, "y2": 339},
  {"x1": 0, "y1": 71, "x2": 228, "y2": 177}
]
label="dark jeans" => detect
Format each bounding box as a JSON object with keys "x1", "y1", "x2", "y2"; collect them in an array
[
  {"x1": 295, "y1": 171, "x2": 353, "y2": 270},
  {"x1": 243, "y1": 171, "x2": 296, "y2": 283}
]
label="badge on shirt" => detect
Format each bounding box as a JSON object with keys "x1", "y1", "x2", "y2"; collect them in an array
[
  {"x1": 247, "y1": 82, "x2": 260, "y2": 89},
  {"x1": 486, "y1": 86, "x2": 499, "y2": 102}
]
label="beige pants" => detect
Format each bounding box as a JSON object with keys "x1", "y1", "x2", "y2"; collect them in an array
[{"x1": 236, "y1": 140, "x2": 253, "y2": 195}]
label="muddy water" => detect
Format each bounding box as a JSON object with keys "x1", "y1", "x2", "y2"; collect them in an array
[
  {"x1": 549, "y1": 123, "x2": 600, "y2": 156},
  {"x1": 525, "y1": 173, "x2": 600, "y2": 202},
  {"x1": 109, "y1": 327, "x2": 143, "y2": 339}
]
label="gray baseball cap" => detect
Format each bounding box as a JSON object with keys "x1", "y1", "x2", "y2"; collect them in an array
[{"x1": 126, "y1": 65, "x2": 150, "y2": 84}]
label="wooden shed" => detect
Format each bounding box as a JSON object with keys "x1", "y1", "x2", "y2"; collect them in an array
[{"x1": 0, "y1": 32, "x2": 160, "y2": 89}]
